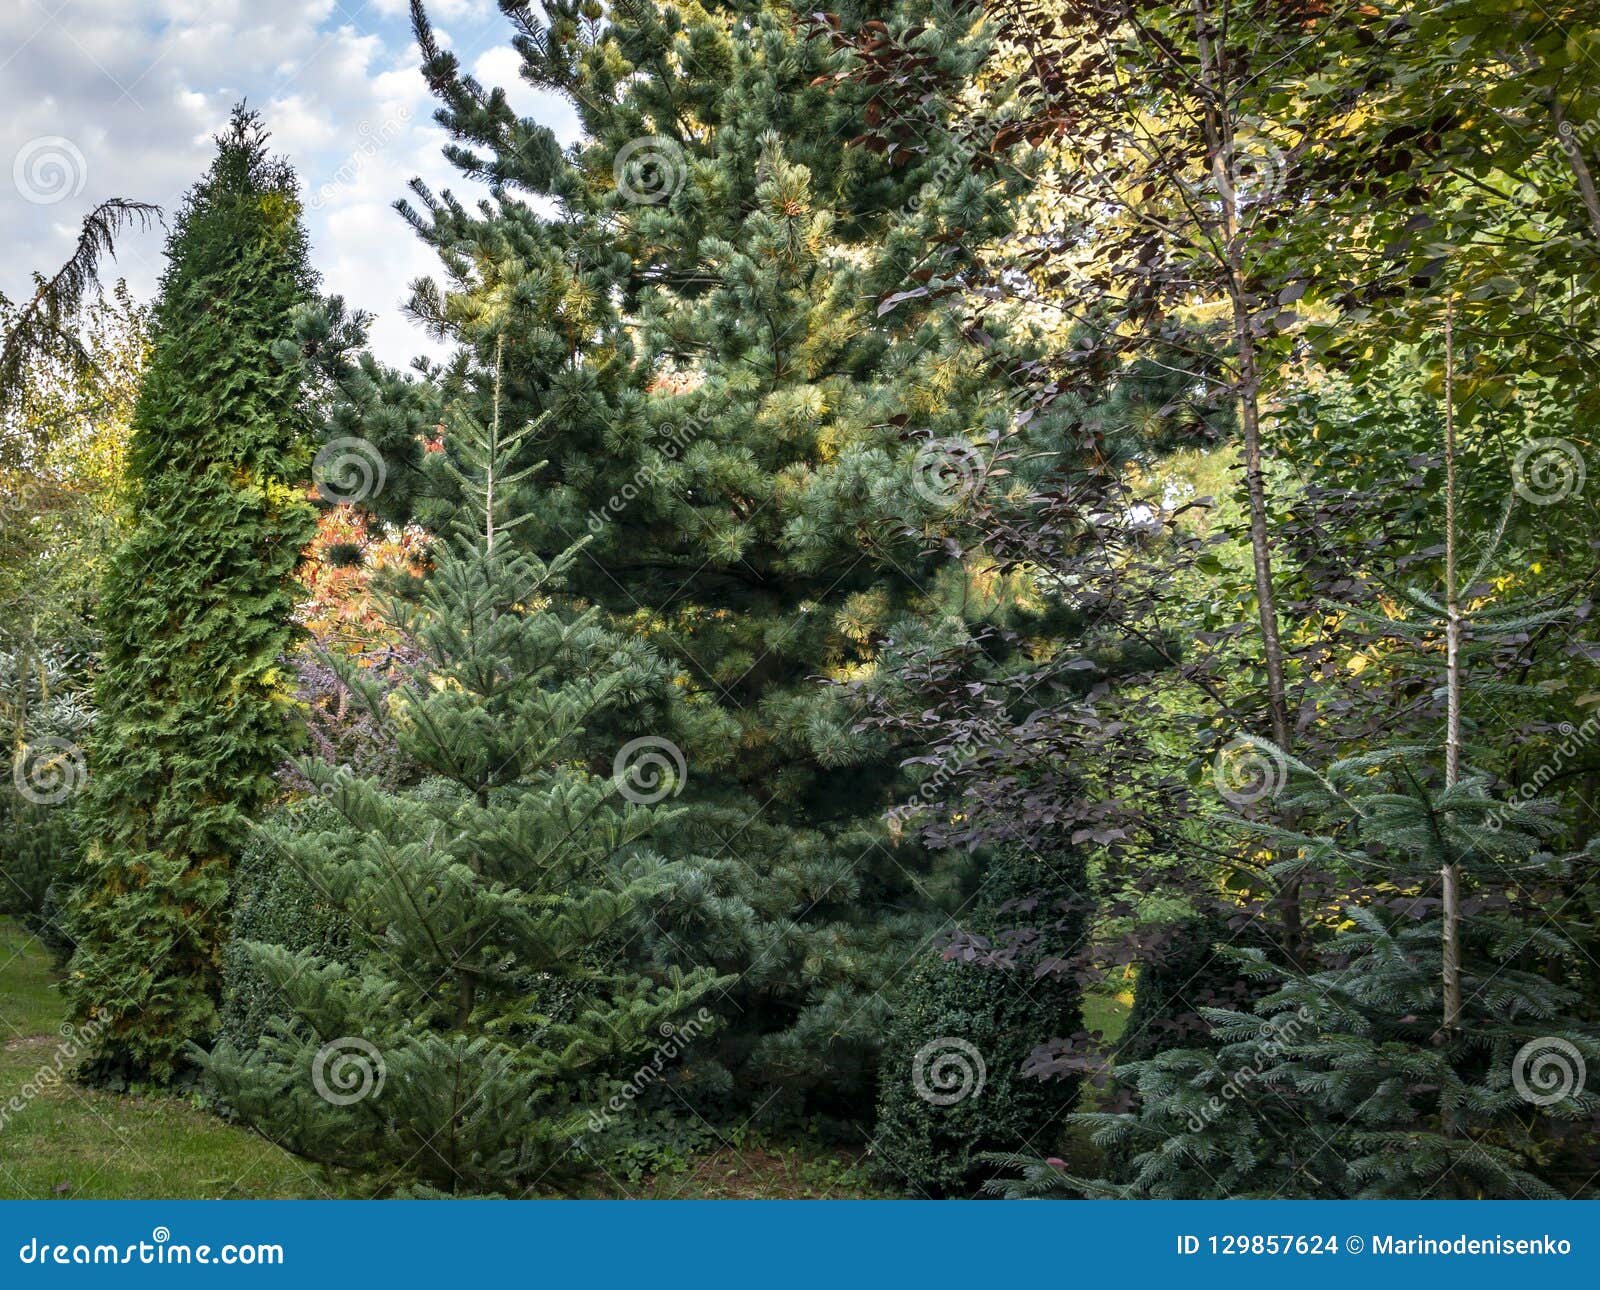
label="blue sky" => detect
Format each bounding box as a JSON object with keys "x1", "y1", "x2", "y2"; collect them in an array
[{"x1": 1, "y1": 0, "x2": 582, "y2": 364}]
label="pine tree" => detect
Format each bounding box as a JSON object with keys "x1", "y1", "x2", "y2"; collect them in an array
[
  {"x1": 327, "y1": 0, "x2": 1021, "y2": 1103},
  {"x1": 67, "y1": 109, "x2": 320, "y2": 1083},
  {"x1": 202, "y1": 343, "x2": 726, "y2": 1193}
]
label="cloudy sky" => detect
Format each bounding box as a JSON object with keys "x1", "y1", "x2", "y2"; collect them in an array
[{"x1": 1, "y1": 0, "x2": 582, "y2": 365}]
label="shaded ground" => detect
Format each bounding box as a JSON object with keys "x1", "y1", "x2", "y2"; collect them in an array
[{"x1": 582, "y1": 1141, "x2": 890, "y2": 1199}]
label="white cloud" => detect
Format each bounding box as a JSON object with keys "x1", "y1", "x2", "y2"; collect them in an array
[
  {"x1": 472, "y1": 45, "x2": 523, "y2": 90},
  {"x1": 2, "y1": 0, "x2": 583, "y2": 367}
]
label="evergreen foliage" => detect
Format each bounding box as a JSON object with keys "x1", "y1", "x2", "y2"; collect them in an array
[
  {"x1": 2, "y1": 644, "x2": 92, "y2": 953},
  {"x1": 66, "y1": 108, "x2": 320, "y2": 1083},
  {"x1": 214, "y1": 794, "x2": 352, "y2": 1061},
  {"x1": 0, "y1": 801, "x2": 76, "y2": 945},
  {"x1": 873, "y1": 847, "x2": 1085, "y2": 1197},
  {"x1": 0, "y1": 200, "x2": 158, "y2": 418},
  {"x1": 202, "y1": 357, "x2": 727, "y2": 1193},
  {"x1": 1116, "y1": 913, "x2": 1262, "y2": 1066},
  {"x1": 14, "y1": 0, "x2": 1600, "y2": 1205},
  {"x1": 322, "y1": 0, "x2": 1025, "y2": 1103},
  {"x1": 215, "y1": 776, "x2": 464, "y2": 1060},
  {"x1": 1039, "y1": 750, "x2": 1600, "y2": 1199}
]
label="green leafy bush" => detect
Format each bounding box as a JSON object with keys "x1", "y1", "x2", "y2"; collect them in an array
[
  {"x1": 215, "y1": 794, "x2": 351, "y2": 1061},
  {"x1": 873, "y1": 847, "x2": 1085, "y2": 1197},
  {"x1": 0, "y1": 798, "x2": 78, "y2": 953}
]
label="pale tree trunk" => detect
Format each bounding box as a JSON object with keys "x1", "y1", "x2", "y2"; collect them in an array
[
  {"x1": 1441, "y1": 301, "x2": 1464, "y2": 1035},
  {"x1": 1549, "y1": 91, "x2": 1600, "y2": 246},
  {"x1": 1194, "y1": 0, "x2": 1292, "y2": 751},
  {"x1": 1195, "y1": 0, "x2": 1300, "y2": 962},
  {"x1": 485, "y1": 335, "x2": 504, "y2": 555}
]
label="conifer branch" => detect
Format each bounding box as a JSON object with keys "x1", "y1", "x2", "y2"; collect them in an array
[{"x1": 0, "y1": 198, "x2": 160, "y2": 413}]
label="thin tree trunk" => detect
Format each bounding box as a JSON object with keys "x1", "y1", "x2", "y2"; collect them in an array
[
  {"x1": 1195, "y1": 0, "x2": 1300, "y2": 962},
  {"x1": 1232, "y1": 313, "x2": 1291, "y2": 752},
  {"x1": 1550, "y1": 91, "x2": 1600, "y2": 245},
  {"x1": 1441, "y1": 301, "x2": 1463, "y2": 1035},
  {"x1": 486, "y1": 335, "x2": 503, "y2": 554}
]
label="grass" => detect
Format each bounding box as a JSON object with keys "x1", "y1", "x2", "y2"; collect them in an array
[
  {"x1": 0, "y1": 919, "x2": 337, "y2": 1200},
  {"x1": 579, "y1": 1137, "x2": 891, "y2": 1199},
  {"x1": 1039, "y1": 985, "x2": 1135, "y2": 1180},
  {"x1": 1082, "y1": 984, "x2": 1135, "y2": 1045}
]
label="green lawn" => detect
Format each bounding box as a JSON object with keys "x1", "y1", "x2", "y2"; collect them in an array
[
  {"x1": 1082, "y1": 985, "x2": 1134, "y2": 1046},
  {"x1": 0, "y1": 919, "x2": 338, "y2": 1199}
]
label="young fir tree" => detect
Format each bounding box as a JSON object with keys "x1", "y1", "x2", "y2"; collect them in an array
[
  {"x1": 992, "y1": 331, "x2": 1600, "y2": 1199},
  {"x1": 202, "y1": 345, "x2": 725, "y2": 1193},
  {"x1": 1022, "y1": 748, "x2": 1600, "y2": 1199},
  {"x1": 326, "y1": 0, "x2": 1022, "y2": 1104},
  {"x1": 68, "y1": 109, "x2": 319, "y2": 1083}
]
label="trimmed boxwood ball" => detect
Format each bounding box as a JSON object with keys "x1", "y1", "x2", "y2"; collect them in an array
[
  {"x1": 873, "y1": 846, "x2": 1086, "y2": 1198},
  {"x1": 215, "y1": 794, "x2": 352, "y2": 1061}
]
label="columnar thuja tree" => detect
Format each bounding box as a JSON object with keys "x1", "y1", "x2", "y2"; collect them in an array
[
  {"x1": 328, "y1": 0, "x2": 1023, "y2": 1104},
  {"x1": 68, "y1": 108, "x2": 319, "y2": 1083}
]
